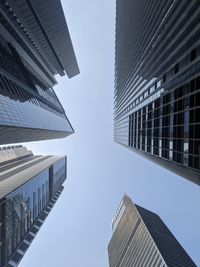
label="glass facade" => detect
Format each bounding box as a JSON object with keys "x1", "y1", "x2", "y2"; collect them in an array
[
  {"x1": 4, "y1": 170, "x2": 49, "y2": 263},
  {"x1": 114, "y1": 0, "x2": 200, "y2": 184},
  {"x1": 0, "y1": 38, "x2": 73, "y2": 143},
  {"x1": 0, "y1": 152, "x2": 67, "y2": 267},
  {"x1": 0, "y1": 0, "x2": 79, "y2": 144},
  {"x1": 108, "y1": 195, "x2": 197, "y2": 267},
  {"x1": 51, "y1": 158, "x2": 66, "y2": 196},
  {"x1": 127, "y1": 76, "x2": 200, "y2": 169}
]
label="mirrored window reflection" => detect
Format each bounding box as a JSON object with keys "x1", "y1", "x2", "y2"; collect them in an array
[
  {"x1": 183, "y1": 141, "x2": 189, "y2": 165},
  {"x1": 4, "y1": 170, "x2": 49, "y2": 261},
  {"x1": 52, "y1": 158, "x2": 66, "y2": 195},
  {"x1": 169, "y1": 141, "x2": 173, "y2": 160},
  {"x1": 126, "y1": 75, "x2": 200, "y2": 171}
]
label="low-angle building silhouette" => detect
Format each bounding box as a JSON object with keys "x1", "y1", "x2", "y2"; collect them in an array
[
  {"x1": 114, "y1": 0, "x2": 200, "y2": 184},
  {"x1": 108, "y1": 195, "x2": 197, "y2": 267},
  {"x1": 0, "y1": 146, "x2": 67, "y2": 267},
  {"x1": 0, "y1": 0, "x2": 79, "y2": 144}
]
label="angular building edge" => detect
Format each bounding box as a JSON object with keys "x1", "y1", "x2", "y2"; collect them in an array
[
  {"x1": 116, "y1": 141, "x2": 200, "y2": 185},
  {"x1": 0, "y1": 146, "x2": 67, "y2": 267},
  {"x1": 114, "y1": 0, "x2": 200, "y2": 185},
  {"x1": 108, "y1": 195, "x2": 197, "y2": 267},
  {"x1": 0, "y1": 0, "x2": 79, "y2": 144}
]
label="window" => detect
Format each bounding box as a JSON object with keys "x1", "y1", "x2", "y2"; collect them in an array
[
  {"x1": 190, "y1": 48, "x2": 196, "y2": 61},
  {"x1": 150, "y1": 86, "x2": 154, "y2": 94},
  {"x1": 163, "y1": 74, "x2": 166, "y2": 83},
  {"x1": 157, "y1": 80, "x2": 161, "y2": 88},
  {"x1": 174, "y1": 63, "x2": 179, "y2": 74}
]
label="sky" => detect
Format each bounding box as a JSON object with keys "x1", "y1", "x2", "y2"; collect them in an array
[{"x1": 20, "y1": 0, "x2": 200, "y2": 266}]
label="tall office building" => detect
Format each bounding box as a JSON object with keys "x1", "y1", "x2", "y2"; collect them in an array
[
  {"x1": 108, "y1": 195, "x2": 196, "y2": 267},
  {"x1": 0, "y1": 146, "x2": 67, "y2": 267},
  {"x1": 114, "y1": 0, "x2": 200, "y2": 184},
  {"x1": 0, "y1": 0, "x2": 79, "y2": 144}
]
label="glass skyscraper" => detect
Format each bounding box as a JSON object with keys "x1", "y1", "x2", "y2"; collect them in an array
[
  {"x1": 0, "y1": 0, "x2": 79, "y2": 144},
  {"x1": 114, "y1": 0, "x2": 200, "y2": 184},
  {"x1": 108, "y1": 195, "x2": 197, "y2": 267},
  {"x1": 0, "y1": 146, "x2": 67, "y2": 267}
]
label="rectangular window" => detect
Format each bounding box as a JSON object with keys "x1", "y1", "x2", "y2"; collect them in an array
[
  {"x1": 174, "y1": 63, "x2": 179, "y2": 74},
  {"x1": 163, "y1": 74, "x2": 166, "y2": 83},
  {"x1": 190, "y1": 48, "x2": 196, "y2": 61}
]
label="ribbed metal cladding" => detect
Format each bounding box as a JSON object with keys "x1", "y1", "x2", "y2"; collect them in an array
[
  {"x1": 114, "y1": 0, "x2": 200, "y2": 185},
  {"x1": 7, "y1": 0, "x2": 80, "y2": 78},
  {"x1": 29, "y1": 0, "x2": 80, "y2": 78},
  {"x1": 108, "y1": 195, "x2": 197, "y2": 267}
]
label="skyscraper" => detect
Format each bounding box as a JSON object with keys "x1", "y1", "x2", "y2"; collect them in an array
[
  {"x1": 0, "y1": 145, "x2": 67, "y2": 267},
  {"x1": 0, "y1": 0, "x2": 79, "y2": 144},
  {"x1": 108, "y1": 195, "x2": 196, "y2": 267},
  {"x1": 114, "y1": 0, "x2": 200, "y2": 184}
]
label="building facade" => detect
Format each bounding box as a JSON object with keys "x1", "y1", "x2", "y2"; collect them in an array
[
  {"x1": 108, "y1": 195, "x2": 196, "y2": 267},
  {"x1": 114, "y1": 0, "x2": 200, "y2": 184},
  {"x1": 0, "y1": 146, "x2": 67, "y2": 267},
  {"x1": 0, "y1": 0, "x2": 79, "y2": 144}
]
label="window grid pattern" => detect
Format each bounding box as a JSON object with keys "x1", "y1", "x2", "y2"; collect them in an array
[
  {"x1": 114, "y1": 0, "x2": 200, "y2": 183},
  {"x1": 127, "y1": 76, "x2": 200, "y2": 172}
]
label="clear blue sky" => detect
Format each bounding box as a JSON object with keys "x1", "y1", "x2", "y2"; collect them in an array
[{"x1": 20, "y1": 0, "x2": 200, "y2": 266}]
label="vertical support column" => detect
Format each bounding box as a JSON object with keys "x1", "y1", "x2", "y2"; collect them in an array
[
  {"x1": 128, "y1": 115, "x2": 131, "y2": 146},
  {"x1": 135, "y1": 111, "x2": 138, "y2": 149},
  {"x1": 159, "y1": 95, "x2": 163, "y2": 157},
  {"x1": 134, "y1": 112, "x2": 137, "y2": 148},
  {"x1": 183, "y1": 87, "x2": 190, "y2": 166},
  {"x1": 49, "y1": 166, "x2": 54, "y2": 199},
  {"x1": 145, "y1": 105, "x2": 148, "y2": 152},
  {"x1": 151, "y1": 102, "x2": 154, "y2": 154},
  {"x1": 169, "y1": 91, "x2": 174, "y2": 161}
]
